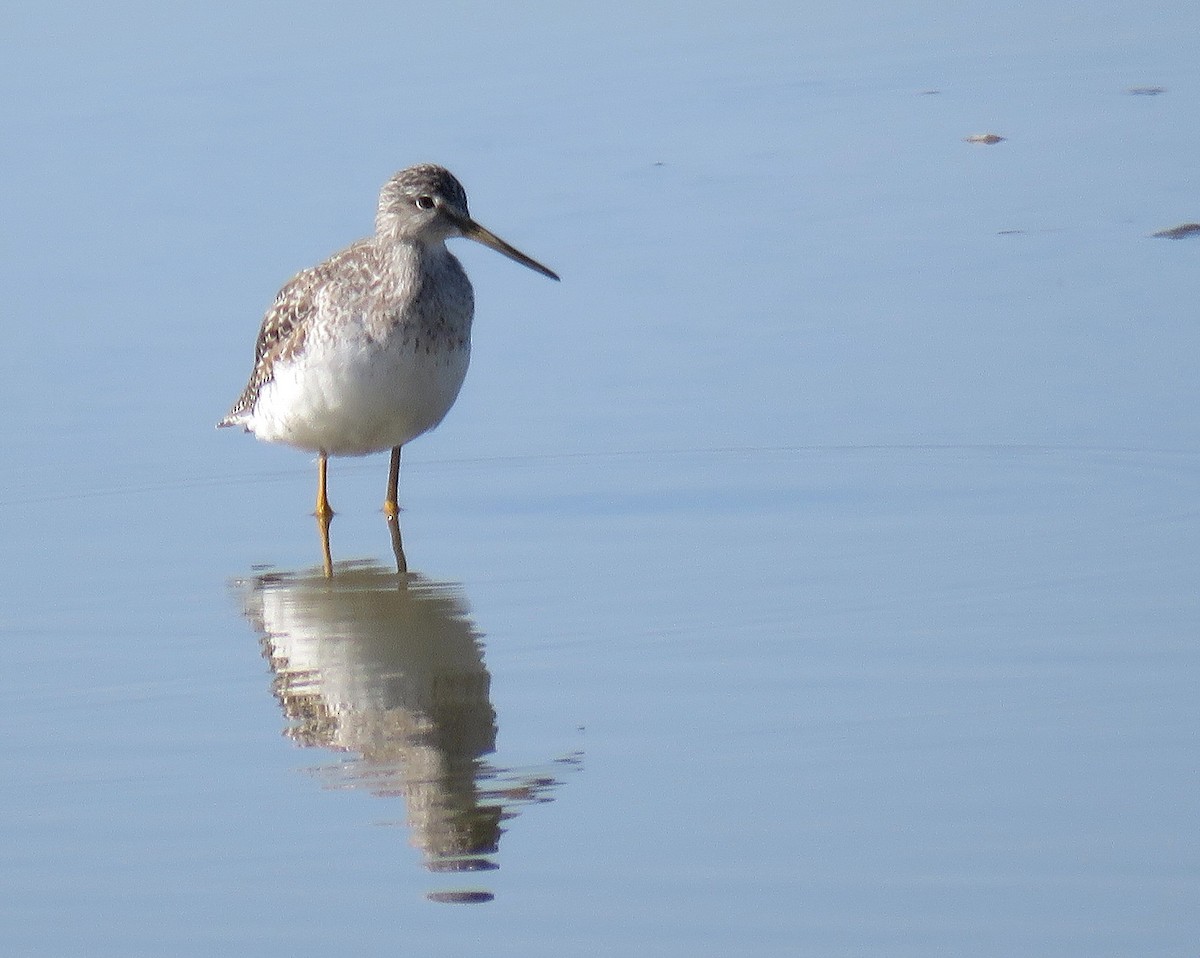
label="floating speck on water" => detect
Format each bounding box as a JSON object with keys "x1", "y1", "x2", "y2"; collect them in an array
[
  {"x1": 964, "y1": 133, "x2": 1005, "y2": 145},
  {"x1": 427, "y1": 857, "x2": 499, "y2": 873},
  {"x1": 426, "y1": 890, "x2": 495, "y2": 905},
  {"x1": 1128, "y1": 86, "x2": 1166, "y2": 96},
  {"x1": 1152, "y1": 222, "x2": 1200, "y2": 240}
]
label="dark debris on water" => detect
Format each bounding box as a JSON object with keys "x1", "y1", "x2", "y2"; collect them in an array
[{"x1": 1152, "y1": 223, "x2": 1200, "y2": 240}]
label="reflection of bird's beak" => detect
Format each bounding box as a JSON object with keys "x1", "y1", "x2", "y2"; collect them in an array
[{"x1": 452, "y1": 212, "x2": 560, "y2": 281}]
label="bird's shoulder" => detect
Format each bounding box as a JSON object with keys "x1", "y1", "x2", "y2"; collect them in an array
[
  {"x1": 251, "y1": 239, "x2": 382, "y2": 365},
  {"x1": 220, "y1": 239, "x2": 389, "y2": 425}
]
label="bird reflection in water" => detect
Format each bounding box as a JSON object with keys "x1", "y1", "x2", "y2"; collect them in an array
[{"x1": 237, "y1": 560, "x2": 579, "y2": 903}]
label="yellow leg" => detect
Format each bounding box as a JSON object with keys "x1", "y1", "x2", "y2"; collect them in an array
[
  {"x1": 386, "y1": 511, "x2": 408, "y2": 576},
  {"x1": 383, "y1": 445, "x2": 401, "y2": 518},
  {"x1": 316, "y1": 452, "x2": 334, "y2": 578},
  {"x1": 316, "y1": 452, "x2": 334, "y2": 520},
  {"x1": 317, "y1": 508, "x2": 333, "y2": 579}
]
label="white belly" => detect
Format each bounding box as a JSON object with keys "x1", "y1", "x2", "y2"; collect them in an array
[{"x1": 247, "y1": 331, "x2": 471, "y2": 456}]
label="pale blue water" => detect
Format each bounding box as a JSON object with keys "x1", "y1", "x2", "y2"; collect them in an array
[{"x1": 2, "y1": 2, "x2": 1198, "y2": 956}]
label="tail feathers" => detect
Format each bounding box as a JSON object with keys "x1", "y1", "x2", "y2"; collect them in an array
[{"x1": 216, "y1": 411, "x2": 247, "y2": 429}]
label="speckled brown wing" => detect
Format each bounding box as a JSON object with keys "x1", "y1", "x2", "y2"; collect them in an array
[{"x1": 218, "y1": 241, "x2": 375, "y2": 427}]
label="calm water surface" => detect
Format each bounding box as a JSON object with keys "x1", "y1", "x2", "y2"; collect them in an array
[{"x1": 2, "y1": 2, "x2": 1198, "y2": 956}]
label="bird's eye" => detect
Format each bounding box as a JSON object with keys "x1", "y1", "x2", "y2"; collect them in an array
[{"x1": 415, "y1": 195, "x2": 436, "y2": 210}]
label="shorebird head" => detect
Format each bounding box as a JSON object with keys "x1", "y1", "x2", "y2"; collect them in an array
[{"x1": 376, "y1": 164, "x2": 559, "y2": 281}]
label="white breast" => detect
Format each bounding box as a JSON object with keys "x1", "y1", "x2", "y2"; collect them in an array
[{"x1": 248, "y1": 327, "x2": 472, "y2": 456}]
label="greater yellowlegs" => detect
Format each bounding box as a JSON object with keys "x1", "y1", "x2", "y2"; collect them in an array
[{"x1": 219, "y1": 164, "x2": 558, "y2": 572}]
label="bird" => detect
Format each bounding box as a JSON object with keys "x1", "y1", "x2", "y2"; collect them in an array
[{"x1": 219, "y1": 164, "x2": 558, "y2": 572}]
